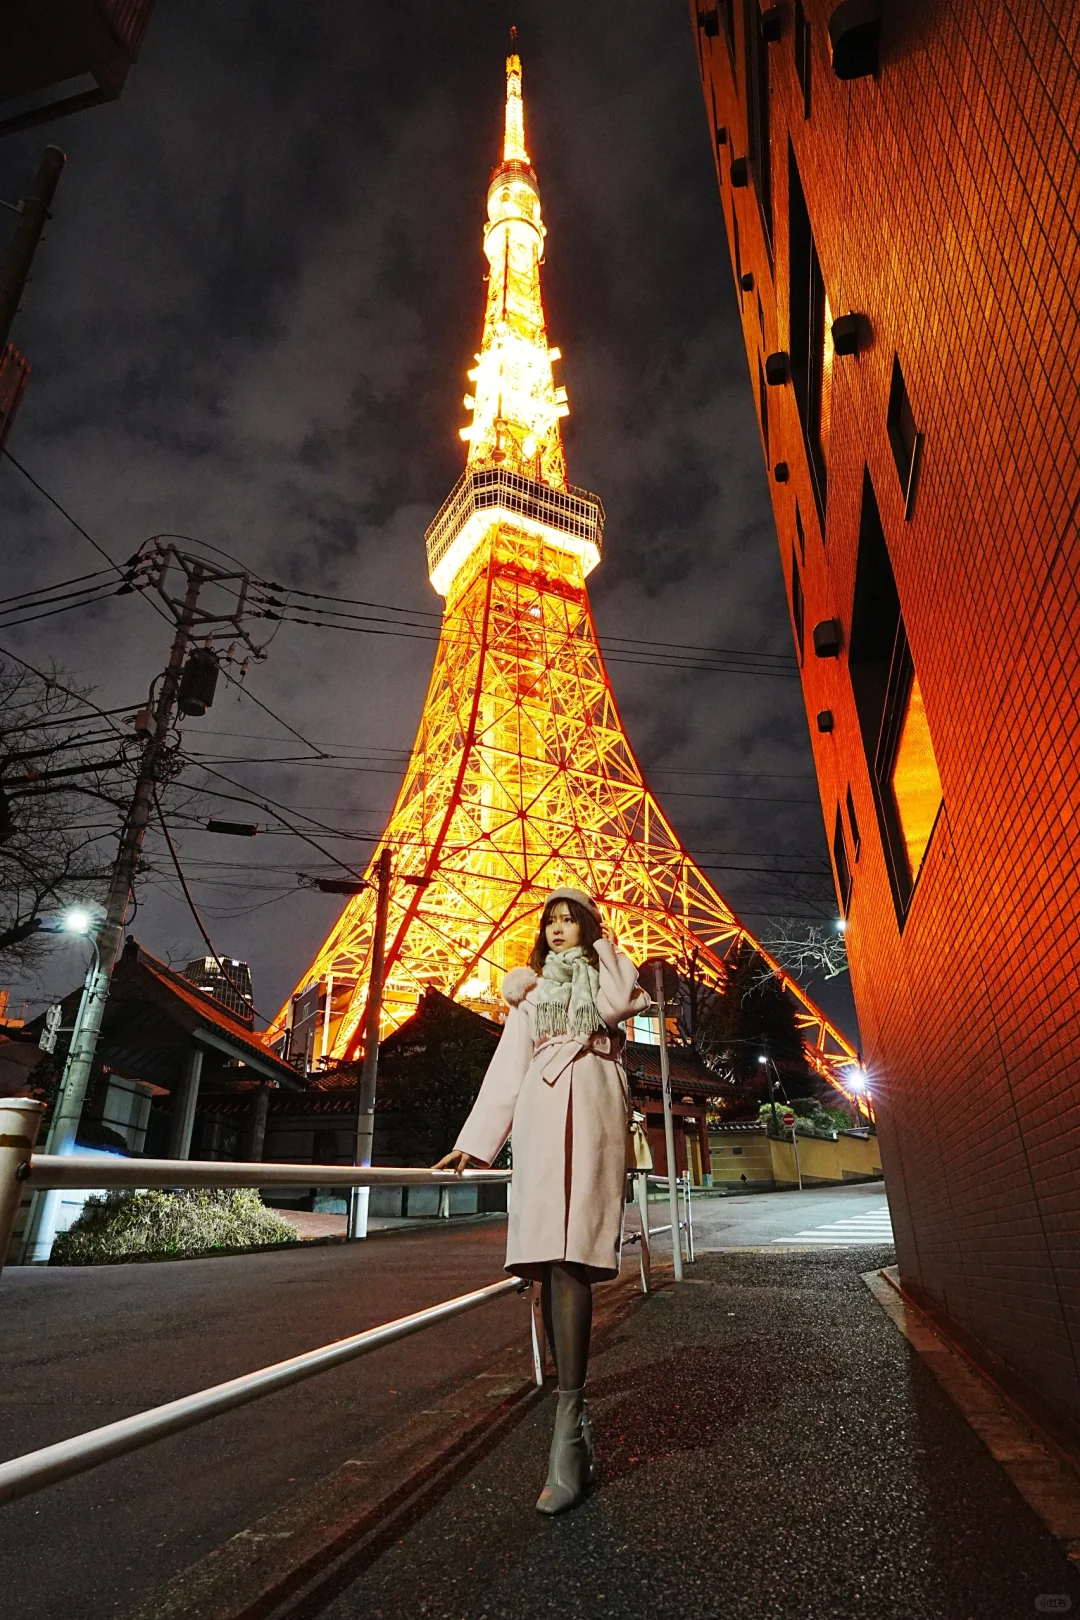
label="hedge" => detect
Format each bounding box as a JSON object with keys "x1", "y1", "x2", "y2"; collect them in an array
[{"x1": 50, "y1": 1188, "x2": 296, "y2": 1265}]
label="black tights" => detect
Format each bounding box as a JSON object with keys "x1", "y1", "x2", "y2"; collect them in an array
[{"x1": 540, "y1": 1261, "x2": 593, "y2": 1389}]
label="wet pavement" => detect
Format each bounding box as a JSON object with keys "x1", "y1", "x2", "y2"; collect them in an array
[{"x1": 315, "y1": 1247, "x2": 1080, "y2": 1620}]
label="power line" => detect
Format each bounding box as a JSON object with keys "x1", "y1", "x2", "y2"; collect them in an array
[
  {"x1": 3, "y1": 449, "x2": 125, "y2": 577},
  {"x1": 0, "y1": 568, "x2": 114, "y2": 608},
  {"x1": 262, "y1": 583, "x2": 798, "y2": 668},
  {"x1": 152, "y1": 789, "x2": 270, "y2": 1024},
  {"x1": 0, "y1": 586, "x2": 122, "y2": 633}
]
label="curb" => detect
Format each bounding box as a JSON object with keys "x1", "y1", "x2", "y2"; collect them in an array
[{"x1": 122, "y1": 1268, "x2": 652, "y2": 1620}]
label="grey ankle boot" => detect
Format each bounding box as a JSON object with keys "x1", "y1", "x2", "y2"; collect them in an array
[{"x1": 536, "y1": 1386, "x2": 591, "y2": 1515}]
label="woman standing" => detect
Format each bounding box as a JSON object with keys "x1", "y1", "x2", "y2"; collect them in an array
[{"x1": 436, "y1": 887, "x2": 650, "y2": 1514}]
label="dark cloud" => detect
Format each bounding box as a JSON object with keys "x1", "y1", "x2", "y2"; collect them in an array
[{"x1": 0, "y1": 0, "x2": 856, "y2": 1036}]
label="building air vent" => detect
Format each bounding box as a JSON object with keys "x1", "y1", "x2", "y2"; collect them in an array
[
  {"x1": 831, "y1": 313, "x2": 862, "y2": 355},
  {"x1": 813, "y1": 619, "x2": 842, "y2": 658},
  {"x1": 828, "y1": 0, "x2": 880, "y2": 80},
  {"x1": 765, "y1": 351, "x2": 789, "y2": 386}
]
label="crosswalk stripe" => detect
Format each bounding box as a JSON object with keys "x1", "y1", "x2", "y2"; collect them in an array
[{"x1": 774, "y1": 1205, "x2": 894, "y2": 1246}]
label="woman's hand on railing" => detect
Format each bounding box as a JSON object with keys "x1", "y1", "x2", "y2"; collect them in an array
[{"x1": 433, "y1": 1149, "x2": 483, "y2": 1174}]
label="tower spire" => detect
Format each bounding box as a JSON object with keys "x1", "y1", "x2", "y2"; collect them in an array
[
  {"x1": 458, "y1": 46, "x2": 569, "y2": 498},
  {"x1": 503, "y1": 43, "x2": 528, "y2": 163}
]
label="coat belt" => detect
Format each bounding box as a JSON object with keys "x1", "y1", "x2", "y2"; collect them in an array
[{"x1": 536, "y1": 1028, "x2": 626, "y2": 1087}]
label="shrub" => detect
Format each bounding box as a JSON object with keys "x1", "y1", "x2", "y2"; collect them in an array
[{"x1": 50, "y1": 1188, "x2": 296, "y2": 1265}]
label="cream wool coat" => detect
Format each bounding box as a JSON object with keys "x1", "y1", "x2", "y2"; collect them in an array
[{"x1": 454, "y1": 939, "x2": 650, "y2": 1281}]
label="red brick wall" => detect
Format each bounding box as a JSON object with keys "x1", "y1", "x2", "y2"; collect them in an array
[{"x1": 690, "y1": 0, "x2": 1080, "y2": 1421}]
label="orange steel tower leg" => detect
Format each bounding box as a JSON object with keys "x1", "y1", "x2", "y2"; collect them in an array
[{"x1": 267, "y1": 50, "x2": 858, "y2": 1093}]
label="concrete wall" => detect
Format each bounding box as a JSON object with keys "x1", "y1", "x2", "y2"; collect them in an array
[{"x1": 709, "y1": 1129, "x2": 882, "y2": 1190}]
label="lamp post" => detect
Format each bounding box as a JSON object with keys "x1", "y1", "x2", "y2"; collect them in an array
[{"x1": 20, "y1": 904, "x2": 105, "y2": 1263}]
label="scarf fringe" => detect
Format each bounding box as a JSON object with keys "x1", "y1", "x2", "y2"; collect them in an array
[{"x1": 534, "y1": 1001, "x2": 602, "y2": 1042}]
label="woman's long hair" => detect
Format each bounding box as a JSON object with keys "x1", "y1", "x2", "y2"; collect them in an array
[{"x1": 528, "y1": 895, "x2": 602, "y2": 973}]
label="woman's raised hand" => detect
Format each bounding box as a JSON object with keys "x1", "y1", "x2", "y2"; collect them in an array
[{"x1": 433, "y1": 1149, "x2": 481, "y2": 1173}]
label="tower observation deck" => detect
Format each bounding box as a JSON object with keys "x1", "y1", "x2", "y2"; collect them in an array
[{"x1": 268, "y1": 50, "x2": 856, "y2": 1093}]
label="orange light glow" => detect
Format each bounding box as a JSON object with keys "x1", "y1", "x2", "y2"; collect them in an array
[
  {"x1": 267, "y1": 51, "x2": 857, "y2": 1097},
  {"x1": 889, "y1": 671, "x2": 943, "y2": 882}
]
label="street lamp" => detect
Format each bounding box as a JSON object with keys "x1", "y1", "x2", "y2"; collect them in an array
[{"x1": 847, "y1": 1064, "x2": 873, "y2": 1126}]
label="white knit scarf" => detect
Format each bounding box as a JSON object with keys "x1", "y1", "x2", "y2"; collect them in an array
[{"x1": 533, "y1": 946, "x2": 601, "y2": 1042}]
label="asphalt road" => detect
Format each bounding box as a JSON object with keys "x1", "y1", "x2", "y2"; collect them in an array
[
  {"x1": 318, "y1": 1247, "x2": 1080, "y2": 1620},
  {"x1": 0, "y1": 1218, "x2": 525, "y2": 1620},
  {"x1": 682, "y1": 1180, "x2": 894, "y2": 1250},
  {"x1": 0, "y1": 1183, "x2": 893, "y2": 1620}
]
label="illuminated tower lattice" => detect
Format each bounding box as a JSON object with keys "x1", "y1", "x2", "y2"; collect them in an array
[{"x1": 270, "y1": 51, "x2": 857, "y2": 1089}]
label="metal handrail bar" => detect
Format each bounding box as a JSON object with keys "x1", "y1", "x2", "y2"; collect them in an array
[
  {"x1": 23, "y1": 1156, "x2": 512, "y2": 1192},
  {"x1": 0, "y1": 1275, "x2": 525, "y2": 1507}
]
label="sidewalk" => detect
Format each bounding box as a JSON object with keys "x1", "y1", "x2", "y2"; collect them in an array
[{"x1": 305, "y1": 1246, "x2": 1080, "y2": 1620}]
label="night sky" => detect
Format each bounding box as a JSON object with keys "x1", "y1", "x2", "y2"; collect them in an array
[{"x1": 1, "y1": 2, "x2": 857, "y2": 1037}]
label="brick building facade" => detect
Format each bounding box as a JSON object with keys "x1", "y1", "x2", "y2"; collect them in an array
[{"x1": 689, "y1": 0, "x2": 1080, "y2": 1428}]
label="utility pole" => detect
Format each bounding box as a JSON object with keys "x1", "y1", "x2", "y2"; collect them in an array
[
  {"x1": 21, "y1": 544, "x2": 267, "y2": 1262},
  {"x1": 0, "y1": 146, "x2": 66, "y2": 350},
  {"x1": 348, "y1": 845, "x2": 392, "y2": 1240}
]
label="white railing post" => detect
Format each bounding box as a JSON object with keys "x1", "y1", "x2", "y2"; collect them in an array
[
  {"x1": 635, "y1": 1170, "x2": 651, "y2": 1293},
  {"x1": 529, "y1": 1281, "x2": 547, "y2": 1386},
  {"x1": 0, "y1": 1097, "x2": 45, "y2": 1276},
  {"x1": 682, "y1": 1172, "x2": 696, "y2": 1264}
]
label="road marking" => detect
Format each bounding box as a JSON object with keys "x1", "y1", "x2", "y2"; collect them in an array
[{"x1": 774, "y1": 1206, "x2": 894, "y2": 1246}]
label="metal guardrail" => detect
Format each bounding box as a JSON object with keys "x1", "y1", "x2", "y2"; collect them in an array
[
  {"x1": 22, "y1": 1155, "x2": 513, "y2": 1192},
  {"x1": 0, "y1": 1100, "x2": 676, "y2": 1509},
  {"x1": 0, "y1": 1276, "x2": 525, "y2": 1506}
]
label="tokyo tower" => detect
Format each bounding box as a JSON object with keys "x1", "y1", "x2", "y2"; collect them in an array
[{"x1": 270, "y1": 49, "x2": 857, "y2": 1090}]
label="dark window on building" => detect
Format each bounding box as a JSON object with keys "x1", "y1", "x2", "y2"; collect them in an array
[
  {"x1": 794, "y1": 0, "x2": 812, "y2": 117},
  {"x1": 744, "y1": 2, "x2": 773, "y2": 254},
  {"x1": 795, "y1": 498, "x2": 806, "y2": 563},
  {"x1": 849, "y1": 471, "x2": 942, "y2": 915},
  {"x1": 788, "y1": 144, "x2": 833, "y2": 525},
  {"x1": 733, "y1": 207, "x2": 744, "y2": 300},
  {"x1": 790, "y1": 545, "x2": 805, "y2": 661},
  {"x1": 832, "y1": 805, "x2": 853, "y2": 915},
  {"x1": 887, "y1": 354, "x2": 923, "y2": 518},
  {"x1": 721, "y1": 0, "x2": 736, "y2": 65},
  {"x1": 757, "y1": 354, "x2": 770, "y2": 460},
  {"x1": 845, "y1": 784, "x2": 861, "y2": 858}
]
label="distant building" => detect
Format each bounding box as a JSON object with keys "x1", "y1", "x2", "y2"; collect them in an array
[
  {"x1": 181, "y1": 956, "x2": 254, "y2": 1027},
  {"x1": 690, "y1": 3, "x2": 1080, "y2": 1429}
]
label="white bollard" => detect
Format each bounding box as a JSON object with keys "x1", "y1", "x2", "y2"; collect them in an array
[{"x1": 0, "y1": 1098, "x2": 45, "y2": 1274}]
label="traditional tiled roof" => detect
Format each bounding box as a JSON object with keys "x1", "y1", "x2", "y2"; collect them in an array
[
  {"x1": 622, "y1": 1040, "x2": 720, "y2": 1098},
  {"x1": 112, "y1": 938, "x2": 303, "y2": 1088}
]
